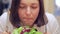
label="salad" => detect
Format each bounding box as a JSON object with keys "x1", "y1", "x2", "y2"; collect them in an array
[{"x1": 12, "y1": 26, "x2": 42, "y2": 34}]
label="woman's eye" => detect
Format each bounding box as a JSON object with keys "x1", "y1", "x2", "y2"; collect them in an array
[
  {"x1": 19, "y1": 6, "x2": 26, "y2": 9},
  {"x1": 31, "y1": 6, "x2": 37, "y2": 9}
]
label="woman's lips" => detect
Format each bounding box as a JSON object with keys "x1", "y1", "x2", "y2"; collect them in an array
[
  {"x1": 24, "y1": 18, "x2": 33, "y2": 20},
  {"x1": 23, "y1": 18, "x2": 33, "y2": 20}
]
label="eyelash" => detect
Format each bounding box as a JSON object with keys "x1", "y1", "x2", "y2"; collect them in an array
[
  {"x1": 19, "y1": 6, "x2": 37, "y2": 9},
  {"x1": 31, "y1": 6, "x2": 37, "y2": 9},
  {"x1": 19, "y1": 6, "x2": 26, "y2": 9}
]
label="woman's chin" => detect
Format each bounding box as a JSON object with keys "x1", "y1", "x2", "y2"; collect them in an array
[{"x1": 23, "y1": 22, "x2": 33, "y2": 27}]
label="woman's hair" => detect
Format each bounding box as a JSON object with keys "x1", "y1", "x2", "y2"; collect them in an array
[{"x1": 10, "y1": 0, "x2": 48, "y2": 28}]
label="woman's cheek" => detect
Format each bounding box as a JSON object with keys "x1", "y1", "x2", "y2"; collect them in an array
[
  {"x1": 33, "y1": 9, "x2": 39, "y2": 20},
  {"x1": 18, "y1": 10, "x2": 24, "y2": 19}
]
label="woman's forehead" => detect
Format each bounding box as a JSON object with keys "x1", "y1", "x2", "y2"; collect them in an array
[{"x1": 20, "y1": 0, "x2": 39, "y2": 4}]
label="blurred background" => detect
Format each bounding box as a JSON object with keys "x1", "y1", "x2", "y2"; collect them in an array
[
  {"x1": 0, "y1": 0, "x2": 60, "y2": 29},
  {"x1": 44, "y1": 0, "x2": 60, "y2": 25}
]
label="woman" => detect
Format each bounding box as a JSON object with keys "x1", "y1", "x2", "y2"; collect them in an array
[{"x1": 0, "y1": 0, "x2": 59, "y2": 34}]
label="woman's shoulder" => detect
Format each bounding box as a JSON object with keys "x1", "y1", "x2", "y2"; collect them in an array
[
  {"x1": 45, "y1": 12, "x2": 59, "y2": 34},
  {"x1": 0, "y1": 21, "x2": 7, "y2": 32},
  {"x1": 45, "y1": 12, "x2": 58, "y2": 24},
  {"x1": 45, "y1": 12, "x2": 59, "y2": 26},
  {"x1": 0, "y1": 12, "x2": 8, "y2": 31},
  {"x1": 0, "y1": 12, "x2": 14, "y2": 32}
]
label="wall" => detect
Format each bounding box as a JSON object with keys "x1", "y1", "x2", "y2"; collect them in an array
[{"x1": 44, "y1": 0, "x2": 55, "y2": 14}]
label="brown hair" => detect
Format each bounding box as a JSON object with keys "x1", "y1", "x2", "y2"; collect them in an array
[{"x1": 10, "y1": 0, "x2": 48, "y2": 28}]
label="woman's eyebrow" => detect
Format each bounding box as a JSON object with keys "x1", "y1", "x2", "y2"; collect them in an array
[
  {"x1": 31, "y1": 3, "x2": 38, "y2": 5},
  {"x1": 20, "y1": 3, "x2": 26, "y2": 5},
  {"x1": 20, "y1": 3, "x2": 38, "y2": 6}
]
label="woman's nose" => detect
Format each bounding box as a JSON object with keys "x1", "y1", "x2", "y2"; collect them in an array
[{"x1": 26, "y1": 7, "x2": 31, "y2": 16}]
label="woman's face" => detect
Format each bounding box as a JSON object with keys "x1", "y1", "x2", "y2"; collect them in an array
[{"x1": 18, "y1": 0, "x2": 39, "y2": 26}]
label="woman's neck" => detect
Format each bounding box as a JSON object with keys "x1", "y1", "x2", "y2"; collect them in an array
[{"x1": 20, "y1": 22, "x2": 34, "y2": 28}]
